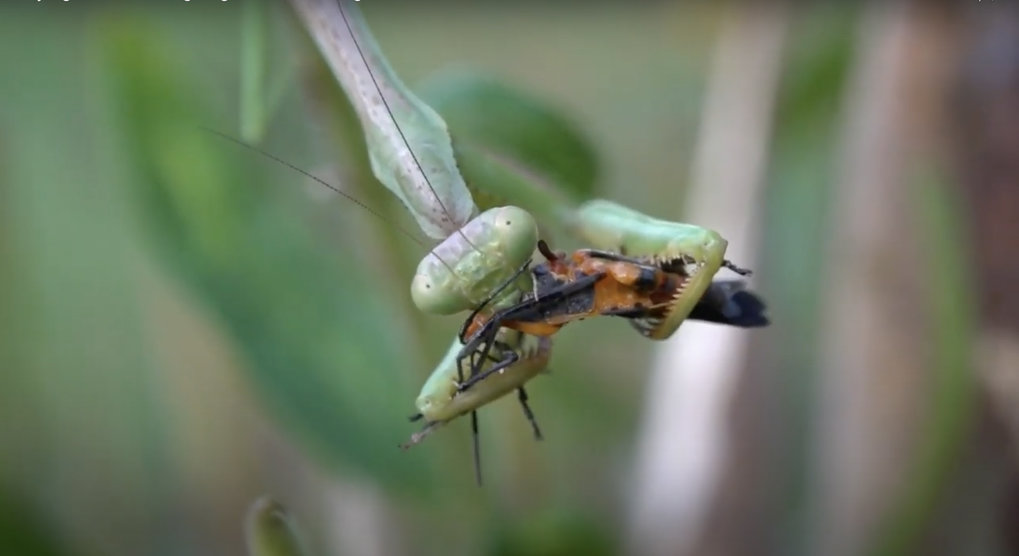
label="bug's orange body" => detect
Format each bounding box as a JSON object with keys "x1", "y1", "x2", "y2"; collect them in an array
[
  {"x1": 462, "y1": 246, "x2": 686, "y2": 341},
  {"x1": 454, "y1": 240, "x2": 767, "y2": 396}
]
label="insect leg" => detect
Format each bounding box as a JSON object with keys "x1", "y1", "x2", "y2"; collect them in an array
[
  {"x1": 459, "y1": 316, "x2": 513, "y2": 388},
  {"x1": 471, "y1": 336, "x2": 495, "y2": 380},
  {"x1": 457, "y1": 347, "x2": 520, "y2": 392},
  {"x1": 471, "y1": 410, "x2": 482, "y2": 486},
  {"x1": 458, "y1": 258, "x2": 532, "y2": 342},
  {"x1": 517, "y1": 387, "x2": 543, "y2": 441},
  {"x1": 458, "y1": 297, "x2": 534, "y2": 386},
  {"x1": 461, "y1": 269, "x2": 604, "y2": 353},
  {"x1": 583, "y1": 248, "x2": 655, "y2": 267},
  {"x1": 455, "y1": 270, "x2": 606, "y2": 389},
  {"x1": 458, "y1": 318, "x2": 502, "y2": 387},
  {"x1": 600, "y1": 306, "x2": 654, "y2": 318},
  {"x1": 462, "y1": 325, "x2": 511, "y2": 392},
  {"x1": 723, "y1": 259, "x2": 753, "y2": 276}
]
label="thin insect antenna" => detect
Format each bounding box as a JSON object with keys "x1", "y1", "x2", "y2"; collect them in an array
[
  {"x1": 202, "y1": 127, "x2": 433, "y2": 251},
  {"x1": 335, "y1": 0, "x2": 481, "y2": 253}
]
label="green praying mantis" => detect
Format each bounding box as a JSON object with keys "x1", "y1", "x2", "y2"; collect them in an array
[{"x1": 282, "y1": 0, "x2": 768, "y2": 482}]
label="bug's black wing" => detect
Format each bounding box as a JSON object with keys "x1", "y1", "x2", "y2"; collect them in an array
[{"x1": 687, "y1": 279, "x2": 769, "y2": 327}]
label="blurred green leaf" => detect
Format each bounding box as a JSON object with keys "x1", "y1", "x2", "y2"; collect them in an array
[
  {"x1": 245, "y1": 497, "x2": 308, "y2": 556},
  {"x1": 421, "y1": 72, "x2": 598, "y2": 219},
  {"x1": 758, "y1": 5, "x2": 856, "y2": 550},
  {"x1": 486, "y1": 509, "x2": 614, "y2": 556},
  {"x1": 240, "y1": 0, "x2": 268, "y2": 143},
  {"x1": 873, "y1": 170, "x2": 978, "y2": 556},
  {"x1": 0, "y1": 494, "x2": 75, "y2": 556},
  {"x1": 101, "y1": 17, "x2": 436, "y2": 491}
]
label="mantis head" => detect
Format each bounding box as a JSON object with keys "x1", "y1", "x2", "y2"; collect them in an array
[{"x1": 411, "y1": 206, "x2": 537, "y2": 314}]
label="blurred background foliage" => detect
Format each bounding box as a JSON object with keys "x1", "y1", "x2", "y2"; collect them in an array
[{"x1": 1, "y1": 1, "x2": 1017, "y2": 556}]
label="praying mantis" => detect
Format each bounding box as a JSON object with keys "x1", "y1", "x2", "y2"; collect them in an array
[{"x1": 285, "y1": 0, "x2": 768, "y2": 481}]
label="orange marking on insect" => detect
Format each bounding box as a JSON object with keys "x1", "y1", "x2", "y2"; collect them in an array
[{"x1": 464, "y1": 245, "x2": 689, "y2": 342}]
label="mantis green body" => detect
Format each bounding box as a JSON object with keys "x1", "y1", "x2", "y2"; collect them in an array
[
  {"x1": 405, "y1": 329, "x2": 550, "y2": 484},
  {"x1": 285, "y1": 0, "x2": 763, "y2": 468},
  {"x1": 290, "y1": 0, "x2": 541, "y2": 318},
  {"x1": 407, "y1": 330, "x2": 550, "y2": 443}
]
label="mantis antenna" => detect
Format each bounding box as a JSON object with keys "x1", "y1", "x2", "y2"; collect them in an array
[
  {"x1": 203, "y1": 127, "x2": 428, "y2": 248},
  {"x1": 204, "y1": 128, "x2": 471, "y2": 278}
]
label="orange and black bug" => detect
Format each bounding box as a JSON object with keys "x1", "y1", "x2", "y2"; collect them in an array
[{"x1": 454, "y1": 240, "x2": 768, "y2": 391}]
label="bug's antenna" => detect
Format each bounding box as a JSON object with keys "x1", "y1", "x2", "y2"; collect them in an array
[
  {"x1": 335, "y1": 0, "x2": 481, "y2": 254},
  {"x1": 470, "y1": 410, "x2": 483, "y2": 486}
]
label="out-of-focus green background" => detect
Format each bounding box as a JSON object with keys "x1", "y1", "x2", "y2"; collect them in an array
[{"x1": 2, "y1": 2, "x2": 1018, "y2": 555}]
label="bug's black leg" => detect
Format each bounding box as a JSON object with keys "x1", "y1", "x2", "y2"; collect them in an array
[
  {"x1": 456, "y1": 269, "x2": 606, "y2": 388},
  {"x1": 456, "y1": 333, "x2": 489, "y2": 388},
  {"x1": 586, "y1": 249, "x2": 649, "y2": 266},
  {"x1": 458, "y1": 259, "x2": 532, "y2": 342},
  {"x1": 409, "y1": 412, "x2": 423, "y2": 422},
  {"x1": 471, "y1": 410, "x2": 482, "y2": 486},
  {"x1": 723, "y1": 259, "x2": 753, "y2": 276},
  {"x1": 456, "y1": 323, "x2": 504, "y2": 387},
  {"x1": 470, "y1": 326, "x2": 503, "y2": 379},
  {"x1": 517, "y1": 387, "x2": 542, "y2": 441},
  {"x1": 455, "y1": 350, "x2": 465, "y2": 388},
  {"x1": 457, "y1": 317, "x2": 502, "y2": 381},
  {"x1": 458, "y1": 348, "x2": 519, "y2": 392},
  {"x1": 458, "y1": 318, "x2": 507, "y2": 390}
]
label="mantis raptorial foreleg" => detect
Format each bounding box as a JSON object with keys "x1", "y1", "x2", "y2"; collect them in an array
[
  {"x1": 287, "y1": 0, "x2": 767, "y2": 466},
  {"x1": 569, "y1": 199, "x2": 757, "y2": 339},
  {"x1": 409, "y1": 331, "x2": 550, "y2": 431},
  {"x1": 405, "y1": 330, "x2": 551, "y2": 484}
]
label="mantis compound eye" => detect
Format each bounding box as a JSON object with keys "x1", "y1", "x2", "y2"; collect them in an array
[
  {"x1": 411, "y1": 253, "x2": 472, "y2": 314},
  {"x1": 491, "y1": 206, "x2": 538, "y2": 270}
]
